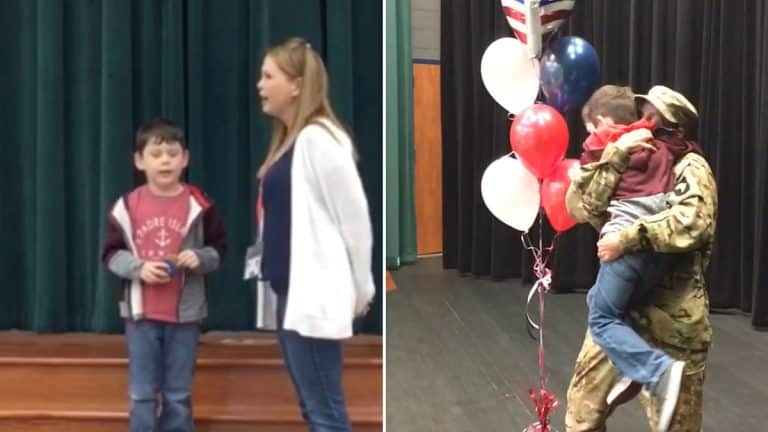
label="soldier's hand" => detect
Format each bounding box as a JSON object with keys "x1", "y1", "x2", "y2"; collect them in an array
[
  {"x1": 597, "y1": 232, "x2": 624, "y2": 262},
  {"x1": 615, "y1": 129, "x2": 655, "y2": 154}
]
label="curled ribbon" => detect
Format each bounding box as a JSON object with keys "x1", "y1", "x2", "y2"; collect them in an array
[{"x1": 520, "y1": 220, "x2": 559, "y2": 431}]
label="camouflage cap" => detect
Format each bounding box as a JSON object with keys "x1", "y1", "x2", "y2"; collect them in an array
[{"x1": 635, "y1": 85, "x2": 698, "y2": 124}]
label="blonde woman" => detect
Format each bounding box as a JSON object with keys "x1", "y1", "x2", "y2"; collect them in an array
[{"x1": 253, "y1": 37, "x2": 375, "y2": 431}]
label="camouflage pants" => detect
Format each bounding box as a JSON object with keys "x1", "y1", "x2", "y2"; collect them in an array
[{"x1": 565, "y1": 330, "x2": 706, "y2": 432}]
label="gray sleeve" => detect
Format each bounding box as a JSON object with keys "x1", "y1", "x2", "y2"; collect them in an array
[
  {"x1": 107, "y1": 250, "x2": 143, "y2": 280},
  {"x1": 188, "y1": 247, "x2": 221, "y2": 275}
]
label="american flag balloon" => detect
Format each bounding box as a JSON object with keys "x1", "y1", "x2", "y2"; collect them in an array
[{"x1": 501, "y1": 0, "x2": 575, "y2": 59}]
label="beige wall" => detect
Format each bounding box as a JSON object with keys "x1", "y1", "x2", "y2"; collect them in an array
[{"x1": 411, "y1": 0, "x2": 440, "y2": 61}]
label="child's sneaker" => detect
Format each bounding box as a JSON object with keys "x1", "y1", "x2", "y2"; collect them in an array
[
  {"x1": 606, "y1": 375, "x2": 641, "y2": 407},
  {"x1": 655, "y1": 360, "x2": 685, "y2": 432}
]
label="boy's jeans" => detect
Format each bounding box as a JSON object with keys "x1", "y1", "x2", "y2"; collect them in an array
[
  {"x1": 276, "y1": 294, "x2": 352, "y2": 432},
  {"x1": 125, "y1": 319, "x2": 200, "y2": 432},
  {"x1": 587, "y1": 251, "x2": 677, "y2": 390}
]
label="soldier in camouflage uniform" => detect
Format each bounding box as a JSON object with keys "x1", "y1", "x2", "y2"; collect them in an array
[{"x1": 563, "y1": 88, "x2": 718, "y2": 431}]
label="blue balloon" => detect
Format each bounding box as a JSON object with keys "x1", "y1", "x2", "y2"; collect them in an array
[{"x1": 540, "y1": 36, "x2": 600, "y2": 113}]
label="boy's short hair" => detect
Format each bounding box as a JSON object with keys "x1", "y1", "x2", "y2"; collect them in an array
[
  {"x1": 135, "y1": 118, "x2": 185, "y2": 153},
  {"x1": 581, "y1": 85, "x2": 638, "y2": 126}
]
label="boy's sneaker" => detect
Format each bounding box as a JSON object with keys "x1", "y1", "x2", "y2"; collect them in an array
[
  {"x1": 655, "y1": 361, "x2": 685, "y2": 432},
  {"x1": 606, "y1": 376, "x2": 641, "y2": 407}
]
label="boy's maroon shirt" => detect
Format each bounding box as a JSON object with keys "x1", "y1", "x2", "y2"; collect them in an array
[{"x1": 580, "y1": 119, "x2": 702, "y2": 199}]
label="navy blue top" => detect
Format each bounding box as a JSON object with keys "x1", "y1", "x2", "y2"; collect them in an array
[{"x1": 260, "y1": 147, "x2": 293, "y2": 296}]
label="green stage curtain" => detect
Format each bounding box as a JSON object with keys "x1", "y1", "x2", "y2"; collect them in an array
[{"x1": 0, "y1": 0, "x2": 382, "y2": 334}]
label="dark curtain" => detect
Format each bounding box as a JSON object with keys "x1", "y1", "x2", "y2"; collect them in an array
[
  {"x1": 441, "y1": 0, "x2": 768, "y2": 328},
  {"x1": 0, "y1": 0, "x2": 382, "y2": 334}
]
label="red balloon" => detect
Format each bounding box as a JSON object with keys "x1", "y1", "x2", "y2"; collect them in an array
[
  {"x1": 541, "y1": 158, "x2": 580, "y2": 232},
  {"x1": 509, "y1": 104, "x2": 569, "y2": 179}
]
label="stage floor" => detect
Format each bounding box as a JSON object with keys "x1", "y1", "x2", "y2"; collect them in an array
[
  {"x1": 387, "y1": 257, "x2": 768, "y2": 431},
  {"x1": 0, "y1": 331, "x2": 381, "y2": 362},
  {"x1": 0, "y1": 331, "x2": 381, "y2": 431}
]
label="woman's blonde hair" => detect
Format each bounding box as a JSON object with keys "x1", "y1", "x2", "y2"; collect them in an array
[{"x1": 257, "y1": 37, "x2": 347, "y2": 178}]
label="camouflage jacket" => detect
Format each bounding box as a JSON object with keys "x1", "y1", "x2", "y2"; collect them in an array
[{"x1": 565, "y1": 142, "x2": 717, "y2": 351}]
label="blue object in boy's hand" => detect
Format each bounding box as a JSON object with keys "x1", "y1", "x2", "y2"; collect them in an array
[{"x1": 163, "y1": 256, "x2": 180, "y2": 278}]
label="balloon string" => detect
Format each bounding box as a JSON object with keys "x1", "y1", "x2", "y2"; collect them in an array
[{"x1": 521, "y1": 215, "x2": 559, "y2": 431}]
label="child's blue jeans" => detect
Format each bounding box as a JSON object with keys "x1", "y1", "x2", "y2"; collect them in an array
[
  {"x1": 125, "y1": 319, "x2": 200, "y2": 432},
  {"x1": 587, "y1": 251, "x2": 677, "y2": 390}
]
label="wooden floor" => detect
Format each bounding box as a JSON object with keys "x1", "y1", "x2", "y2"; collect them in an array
[
  {"x1": 0, "y1": 331, "x2": 382, "y2": 431},
  {"x1": 0, "y1": 331, "x2": 381, "y2": 362},
  {"x1": 387, "y1": 257, "x2": 768, "y2": 431}
]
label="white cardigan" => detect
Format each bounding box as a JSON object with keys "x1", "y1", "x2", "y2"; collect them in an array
[{"x1": 256, "y1": 119, "x2": 376, "y2": 339}]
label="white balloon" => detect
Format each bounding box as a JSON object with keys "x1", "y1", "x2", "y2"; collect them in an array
[
  {"x1": 480, "y1": 37, "x2": 540, "y2": 115},
  {"x1": 481, "y1": 154, "x2": 540, "y2": 231}
]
